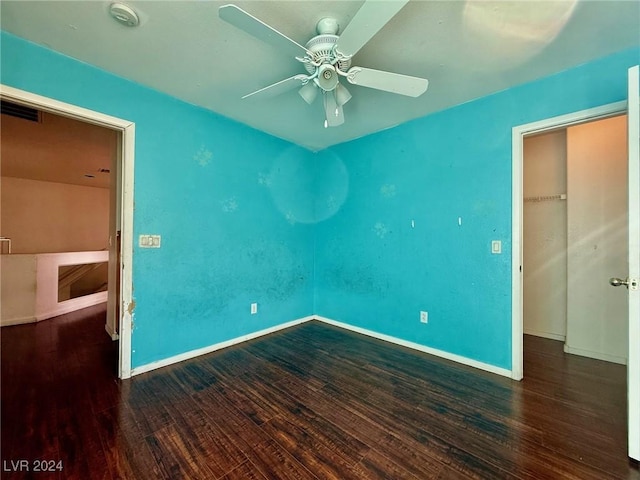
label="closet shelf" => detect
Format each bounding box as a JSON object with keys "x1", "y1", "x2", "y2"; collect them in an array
[{"x1": 524, "y1": 193, "x2": 567, "y2": 203}]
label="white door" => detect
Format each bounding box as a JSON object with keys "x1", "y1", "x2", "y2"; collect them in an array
[
  {"x1": 565, "y1": 115, "x2": 628, "y2": 363},
  {"x1": 626, "y1": 65, "x2": 639, "y2": 461}
]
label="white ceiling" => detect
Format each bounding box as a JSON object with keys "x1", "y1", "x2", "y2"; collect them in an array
[{"x1": 1, "y1": 1, "x2": 639, "y2": 151}]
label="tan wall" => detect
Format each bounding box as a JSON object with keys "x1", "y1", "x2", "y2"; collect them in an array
[
  {"x1": 1, "y1": 177, "x2": 110, "y2": 254},
  {"x1": 523, "y1": 130, "x2": 568, "y2": 341},
  {"x1": 1, "y1": 255, "x2": 37, "y2": 325}
]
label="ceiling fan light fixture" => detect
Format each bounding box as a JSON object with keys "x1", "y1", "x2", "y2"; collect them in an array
[
  {"x1": 317, "y1": 64, "x2": 339, "y2": 92},
  {"x1": 299, "y1": 82, "x2": 318, "y2": 104},
  {"x1": 335, "y1": 83, "x2": 352, "y2": 106}
]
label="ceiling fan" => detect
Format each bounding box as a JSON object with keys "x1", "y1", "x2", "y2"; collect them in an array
[{"x1": 218, "y1": 1, "x2": 429, "y2": 128}]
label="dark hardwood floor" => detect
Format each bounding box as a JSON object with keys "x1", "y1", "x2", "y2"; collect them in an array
[{"x1": 2, "y1": 305, "x2": 638, "y2": 479}]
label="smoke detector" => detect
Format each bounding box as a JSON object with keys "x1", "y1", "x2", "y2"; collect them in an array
[{"x1": 109, "y1": 3, "x2": 139, "y2": 27}]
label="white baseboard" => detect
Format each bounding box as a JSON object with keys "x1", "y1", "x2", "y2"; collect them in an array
[
  {"x1": 1, "y1": 315, "x2": 37, "y2": 327},
  {"x1": 131, "y1": 315, "x2": 315, "y2": 376},
  {"x1": 314, "y1": 316, "x2": 513, "y2": 379},
  {"x1": 105, "y1": 322, "x2": 119, "y2": 341},
  {"x1": 524, "y1": 328, "x2": 566, "y2": 342},
  {"x1": 564, "y1": 344, "x2": 627, "y2": 365},
  {"x1": 130, "y1": 314, "x2": 514, "y2": 379},
  {"x1": 36, "y1": 293, "x2": 108, "y2": 322}
]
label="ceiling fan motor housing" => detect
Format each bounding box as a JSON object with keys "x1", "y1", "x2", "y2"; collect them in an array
[{"x1": 303, "y1": 34, "x2": 351, "y2": 75}]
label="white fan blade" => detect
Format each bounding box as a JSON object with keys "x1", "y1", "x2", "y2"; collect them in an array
[
  {"x1": 242, "y1": 75, "x2": 308, "y2": 100},
  {"x1": 219, "y1": 5, "x2": 310, "y2": 57},
  {"x1": 346, "y1": 67, "x2": 428, "y2": 97},
  {"x1": 324, "y1": 92, "x2": 344, "y2": 127},
  {"x1": 335, "y1": 0, "x2": 410, "y2": 57}
]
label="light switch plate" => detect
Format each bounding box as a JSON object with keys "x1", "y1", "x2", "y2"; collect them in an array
[
  {"x1": 491, "y1": 240, "x2": 502, "y2": 254},
  {"x1": 139, "y1": 234, "x2": 161, "y2": 248}
]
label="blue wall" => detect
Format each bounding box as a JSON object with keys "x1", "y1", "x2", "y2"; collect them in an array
[
  {"x1": 3, "y1": 30, "x2": 638, "y2": 373},
  {"x1": 1, "y1": 32, "x2": 315, "y2": 368},
  {"x1": 315, "y1": 47, "x2": 640, "y2": 370}
]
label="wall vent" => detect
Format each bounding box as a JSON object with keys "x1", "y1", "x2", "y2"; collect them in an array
[{"x1": 1, "y1": 100, "x2": 41, "y2": 122}]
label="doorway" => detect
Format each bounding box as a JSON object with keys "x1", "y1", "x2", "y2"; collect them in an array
[
  {"x1": 522, "y1": 114, "x2": 628, "y2": 364},
  {"x1": 1, "y1": 107, "x2": 114, "y2": 326},
  {"x1": 0, "y1": 84, "x2": 135, "y2": 379},
  {"x1": 511, "y1": 89, "x2": 640, "y2": 460}
]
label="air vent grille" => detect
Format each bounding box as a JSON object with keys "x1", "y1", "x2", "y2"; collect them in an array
[{"x1": 1, "y1": 100, "x2": 40, "y2": 122}]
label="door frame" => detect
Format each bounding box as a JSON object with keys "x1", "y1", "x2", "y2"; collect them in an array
[
  {"x1": 0, "y1": 84, "x2": 135, "y2": 379},
  {"x1": 511, "y1": 100, "x2": 626, "y2": 381},
  {"x1": 627, "y1": 65, "x2": 639, "y2": 461}
]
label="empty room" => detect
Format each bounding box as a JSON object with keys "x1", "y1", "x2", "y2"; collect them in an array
[{"x1": 1, "y1": 1, "x2": 639, "y2": 479}]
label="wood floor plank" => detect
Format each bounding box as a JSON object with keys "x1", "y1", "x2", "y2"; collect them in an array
[
  {"x1": 349, "y1": 447, "x2": 426, "y2": 480},
  {"x1": 271, "y1": 371, "x2": 448, "y2": 479},
  {"x1": 249, "y1": 439, "x2": 319, "y2": 480},
  {"x1": 317, "y1": 382, "x2": 529, "y2": 480},
  {"x1": 359, "y1": 361, "x2": 624, "y2": 473},
  {"x1": 144, "y1": 428, "x2": 197, "y2": 479},
  {"x1": 217, "y1": 460, "x2": 269, "y2": 480},
  {"x1": 145, "y1": 422, "x2": 221, "y2": 480},
  {"x1": 55, "y1": 393, "x2": 112, "y2": 480},
  {"x1": 260, "y1": 415, "x2": 366, "y2": 480},
  {"x1": 170, "y1": 396, "x2": 250, "y2": 478},
  {"x1": 124, "y1": 376, "x2": 177, "y2": 434},
  {"x1": 2, "y1": 308, "x2": 638, "y2": 479},
  {"x1": 232, "y1": 369, "x2": 372, "y2": 463},
  {"x1": 94, "y1": 405, "x2": 163, "y2": 480},
  {"x1": 191, "y1": 387, "x2": 274, "y2": 450}
]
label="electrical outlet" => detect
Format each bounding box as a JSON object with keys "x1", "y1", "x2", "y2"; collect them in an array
[
  {"x1": 251, "y1": 303, "x2": 258, "y2": 315},
  {"x1": 420, "y1": 311, "x2": 428, "y2": 324}
]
